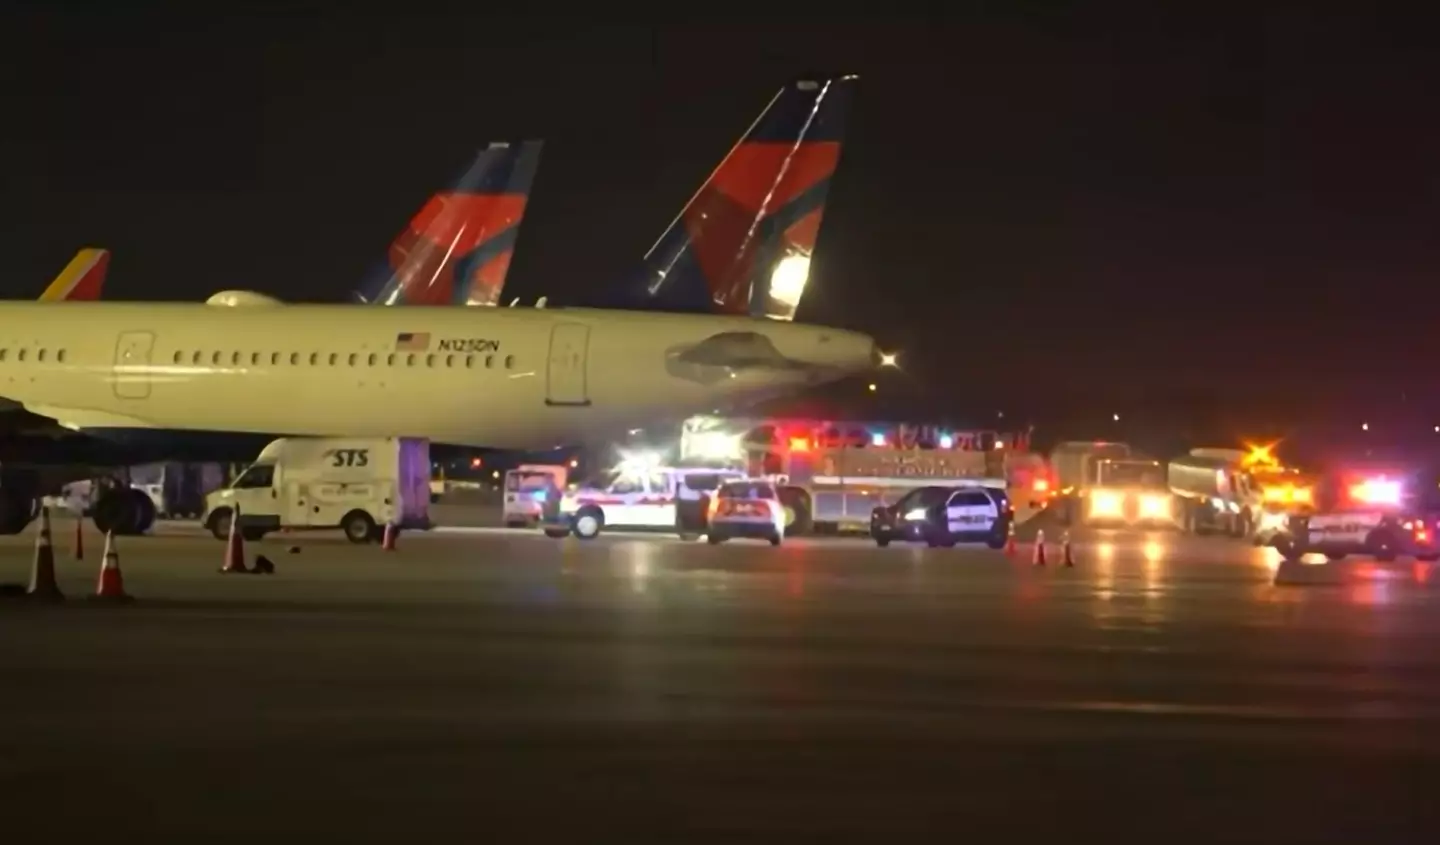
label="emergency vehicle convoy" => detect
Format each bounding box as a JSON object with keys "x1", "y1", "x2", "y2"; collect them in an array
[
  {"x1": 541, "y1": 454, "x2": 743, "y2": 540},
  {"x1": 678, "y1": 415, "x2": 1042, "y2": 535}
]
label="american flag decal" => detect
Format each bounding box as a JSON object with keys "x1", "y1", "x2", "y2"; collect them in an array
[{"x1": 395, "y1": 332, "x2": 431, "y2": 351}]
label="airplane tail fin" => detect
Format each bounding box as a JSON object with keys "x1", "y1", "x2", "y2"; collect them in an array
[
  {"x1": 355, "y1": 141, "x2": 543, "y2": 306},
  {"x1": 39, "y1": 248, "x2": 110, "y2": 301},
  {"x1": 595, "y1": 76, "x2": 857, "y2": 321}
]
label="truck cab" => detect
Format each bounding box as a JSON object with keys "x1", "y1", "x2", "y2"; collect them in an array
[{"x1": 203, "y1": 437, "x2": 432, "y2": 544}]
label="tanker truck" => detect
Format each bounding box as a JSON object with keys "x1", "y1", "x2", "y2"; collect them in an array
[{"x1": 1167, "y1": 448, "x2": 1262, "y2": 538}]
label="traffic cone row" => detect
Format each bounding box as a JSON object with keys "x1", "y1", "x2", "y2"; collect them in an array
[
  {"x1": 1029, "y1": 529, "x2": 1077, "y2": 568},
  {"x1": 1004, "y1": 522, "x2": 1017, "y2": 556},
  {"x1": 23, "y1": 508, "x2": 135, "y2": 603}
]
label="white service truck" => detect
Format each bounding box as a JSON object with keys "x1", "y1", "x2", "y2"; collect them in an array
[{"x1": 203, "y1": 437, "x2": 433, "y2": 544}]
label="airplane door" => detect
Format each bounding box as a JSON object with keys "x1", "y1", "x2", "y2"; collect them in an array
[
  {"x1": 545, "y1": 323, "x2": 591, "y2": 406},
  {"x1": 112, "y1": 331, "x2": 156, "y2": 399}
]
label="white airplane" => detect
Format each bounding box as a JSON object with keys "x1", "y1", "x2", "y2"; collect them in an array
[{"x1": 0, "y1": 299, "x2": 878, "y2": 532}]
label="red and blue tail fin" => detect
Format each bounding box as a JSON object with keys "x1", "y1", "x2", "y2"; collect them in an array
[
  {"x1": 592, "y1": 76, "x2": 856, "y2": 320},
  {"x1": 356, "y1": 141, "x2": 543, "y2": 306},
  {"x1": 40, "y1": 248, "x2": 110, "y2": 301}
]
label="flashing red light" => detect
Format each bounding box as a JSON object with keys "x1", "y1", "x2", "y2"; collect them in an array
[
  {"x1": 1350, "y1": 477, "x2": 1401, "y2": 506},
  {"x1": 1032, "y1": 479, "x2": 1049, "y2": 493},
  {"x1": 470, "y1": 457, "x2": 482, "y2": 468},
  {"x1": 788, "y1": 437, "x2": 810, "y2": 452}
]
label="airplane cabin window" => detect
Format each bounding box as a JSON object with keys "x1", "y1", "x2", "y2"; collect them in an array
[
  {"x1": 504, "y1": 355, "x2": 515, "y2": 369},
  {"x1": 465, "y1": 355, "x2": 474, "y2": 368},
  {"x1": 17, "y1": 350, "x2": 25, "y2": 362},
  {"x1": 232, "y1": 352, "x2": 241, "y2": 365},
  {"x1": 327, "y1": 353, "x2": 337, "y2": 366},
  {"x1": 271, "y1": 352, "x2": 280, "y2": 365},
  {"x1": 173, "y1": 351, "x2": 183, "y2": 364},
  {"x1": 348, "y1": 353, "x2": 357, "y2": 366},
  {"x1": 485, "y1": 355, "x2": 494, "y2": 368},
  {"x1": 57, "y1": 349, "x2": 66, "y2": 363},
  {"x1": 387, "y1": 354, "x2": 395, "y2": 366},
  {"x1": 38, "y1": 349, "x2": 47, "y2": 362},
  {"x1": 445, "y1": 354, "x2": 454, "y2": 367},
  {"x1": 406, "y1": 353, "x2": 416, "y2": 366},
  {"x1": 289, "y1": 353, "x2": 299, "y2": 365},
  {"x1": 0, "y1": 350, "x2": 7, "y2": 361},
  {"x1": 368, "y1": 353, "x2": 378, "y2": 366},
  {"x1": 426, "y1": 354, "x2": 436, "y2": 367},
  {"x1": 211, "y1": 351, "x2": 221, "y2": 365},
  {"x1": 192, "y1": 351, "x2": 202, "y2": 365},
  {"x1": 309, "y1": 353, "x2": 319, "y2": 366},
  {"x1": 251, "y1": 352, "x2": 260, "y2": 365}
]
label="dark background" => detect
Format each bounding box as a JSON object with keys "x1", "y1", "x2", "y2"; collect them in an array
[{"x1": 4, "y1": 9, "x2": 1438, "y2": 455}]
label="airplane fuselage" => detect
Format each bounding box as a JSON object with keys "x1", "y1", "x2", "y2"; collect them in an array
[{"x1": 0, "y1": 301, "x2": 877, "y2": 450}]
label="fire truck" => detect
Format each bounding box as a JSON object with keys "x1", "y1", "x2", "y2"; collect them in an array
[{"x1": 679, "y1": 416, "x2": 1040, "y2": 535}]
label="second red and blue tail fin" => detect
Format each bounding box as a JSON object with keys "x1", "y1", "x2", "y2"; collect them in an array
[
  {"x1": 588, "y1": 76, "x2": 856, "y2": 321},
  {"x1": 40, "y1": 248, "x2": 110, "y2": 301},
  {"x1": 356, "y1": 140, "x2": 543, "y2": 306}
]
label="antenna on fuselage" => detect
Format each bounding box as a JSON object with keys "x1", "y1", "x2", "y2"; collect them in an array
[{"x1": 536, "y1": 296, "x2": 548, "y2": 309}]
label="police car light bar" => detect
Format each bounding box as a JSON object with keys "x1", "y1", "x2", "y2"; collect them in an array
[{"x1": 1350, "y1": 477, "x2": 1401, "y2": 506}]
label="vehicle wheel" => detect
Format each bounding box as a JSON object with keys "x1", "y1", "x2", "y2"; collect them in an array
[
  {"x1": 341, "y1": 510, "x2": 377, "y2": 544},
  {"x1": 985, "y1": 530, "x2": 1007, "y2": 550},
  {"x1": 768, "y1": 533, "x2": 782, "y2": 547},
  {"x1": 242, "y1": 527, "x2": 267, "y2": 542},
  {"x1": 875, "y1": 536, "x2": 891, "y2": 548},
  {"x1": 92, "y1": 488, "x2": 141, "y2": 536},
  {"x1": 542, "y1": 527, "x2": 569, "y2": 539},
  {"x1": 778, "y1": 487, "x2": 813, "y2": 536},
  {"x1": 572, "y1": 507, "x2": 603, "y2": 540},
  {"x1": 1367, "y1": 530, "x2": 1398, "y2": 562},
  {"x1": 678, "y1": 532, "x2": 700, "y2": 542},
  {"x1": 504, "y1": 520, "x2": 528, "y2": 529},
  {"x1": 1273, "y1": 535, "x2": 1304, "y2": 562},
  {"x1": 207, "y1": 508, "x2": 233, "y2": 541},
  {"x1": 1325, "y1": 551, "x2": 1348, "y2": 562},
  {"x1": 131, "y1": 489, "x2": 157, "y2": 534},
  {"x1": 707, "y1": 533, "x2": 724, "y2": 545}
]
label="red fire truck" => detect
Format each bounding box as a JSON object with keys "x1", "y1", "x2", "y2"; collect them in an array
[{"x1": 679, "y1": 416, "x2": 1041, "y2": 535}]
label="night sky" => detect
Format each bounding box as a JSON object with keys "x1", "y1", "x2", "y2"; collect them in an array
[{"x1": 5, "y1": 10, "x2": 1439, "y2": 444}]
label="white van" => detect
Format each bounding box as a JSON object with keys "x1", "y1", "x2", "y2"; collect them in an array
[{"x1": 203, "y1": 437, "x2": 432, "y2": 543}]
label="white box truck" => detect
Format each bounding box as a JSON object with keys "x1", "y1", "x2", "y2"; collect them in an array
[{"x1": 203, "y1": 437, "x2": 432, "y2": 544}]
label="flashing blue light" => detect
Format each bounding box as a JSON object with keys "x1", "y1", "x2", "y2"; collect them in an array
[
  {"x1": 531, "y1": 490, "x2": 547, "y2": 501},
  {"x1": 939, "y1": 434, "x2": 954, "y2": 449},
  {"x1": 870, "y1": 432, "x2": 886, "y2": 447}
]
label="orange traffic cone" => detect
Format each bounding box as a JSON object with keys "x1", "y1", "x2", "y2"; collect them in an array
[
  {"x1": 1004, "y1": 521, "x2": 1017, "y2": 556},
  {"x1": 1032, "y1": 528, "x2": 1047, "y2": 567},
  {"x1": 381, "y1": 521, "x2": 397, "y2": 551},
  {"x1": 220, "y1": 504, "x2": 249, "y2": 574},
  {"x1": 73, "y1": 517, "x2": 85, "y2": 561},
  {"x1": 27, "y1": 506, "x2": 64, "y2": 602},
  {"x1": 1062, "y1": 530, "x2": 1075, "y2": 567},
  {"x1": 91, "y1": 531, "x2": 132, "y2": 603}
]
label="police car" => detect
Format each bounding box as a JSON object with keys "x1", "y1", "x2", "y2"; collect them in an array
[
  {"x1": 1272, "y1": 472, "x2": 1440, "y2": 563},
  {"x1": 543, "y1": 463, "x2": 743, "y2": 541},
  {"x1": 870, "y1": 485, "x2": 1011, "y2": 549},
  {"x1": 706, "y1": 479, "x2": 784, "y2": 546}
]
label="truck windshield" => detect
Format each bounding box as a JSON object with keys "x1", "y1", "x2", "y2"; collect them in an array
[
  {"x1": 507, "y1": 472, "x2": 554, "y2": 492},
  {"x1": 1098, "y1": 461, "x2": 1165, "y2": 488},
  {"x1": 232, "y1": 464, "x2": 274, "y2": 489}
]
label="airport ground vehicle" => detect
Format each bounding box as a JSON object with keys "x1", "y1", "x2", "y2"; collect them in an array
[
  {"x1": 1071, "y1": 457, "x2": 1177, "y2": 528},
  {"x1": 1049, "y1": 441, "x2": 1146, "y2": 526},
  {"x1": 542, "y1": 458, "x2": 744, "y2": 540},
  {"x1": 1271, "y1": 472, "x2": 1440, "y2": 562},
  {"x1": 502, "y1": 464, "x2": 568, "y2": 527},
  {"x1": 202, "y1": 437, "x2": 433, "y2": 544},
  {"x1": 680, "y1": 415, "x2": 1034, "y2": 535},
  {"x1": 706, "y1": 479, "x2": 785, "y2": 545},
  {"x1": 870, "y1": 485, "x2": 1011, "y2": 549},
  {"x1": 1167, "y1": 448, "x2": 1262, "y2": 538}
]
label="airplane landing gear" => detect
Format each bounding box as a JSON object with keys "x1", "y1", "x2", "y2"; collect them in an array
[
  {"x1": 0, "y1": 470, "x2": 41, "y2": 535},
  {"x1": 91, "y1": 485, "x2": 156, "y2": 536}
]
